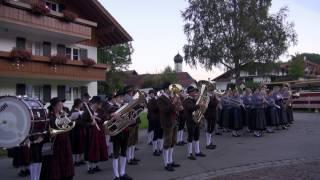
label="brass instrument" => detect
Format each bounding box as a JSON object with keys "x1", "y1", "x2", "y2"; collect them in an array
[
  {"x1": 104, "y1": 90, "x2": 146, "y2": 136},
  {"x1": 169, "y1": 84, "x2": 183, "y2": 97},
  {"x1": 193, "y1": 84, "x2": 210, "y2": 123},
  {"x1": 83, "y1": 102, "x2": 101, "y2": 131},
  {"x1": 223, "y1": 97, "x2": 244, "y2": 107},
  {"x1": 49, "y1": 111, "x2": 75, "y2": 136}
]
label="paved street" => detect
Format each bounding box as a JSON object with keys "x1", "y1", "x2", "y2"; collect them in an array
[{"x1": 0, "y1": 112, "x2": 319, "y2": 180}]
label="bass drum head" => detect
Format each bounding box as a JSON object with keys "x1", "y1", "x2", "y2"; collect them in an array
[{"x1": 0, "y1": 96, "x2": 31, "y2": 148}]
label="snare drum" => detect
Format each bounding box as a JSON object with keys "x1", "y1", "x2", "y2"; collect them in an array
[{"x1": 0, "y1": 96, "x2": 48, "y2": 148}]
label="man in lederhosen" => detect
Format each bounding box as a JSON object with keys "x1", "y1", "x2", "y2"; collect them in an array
[
  {"x1": 146, "y1": 90, "x2": 155, "y2": 146},
  {"x1": 157, "y1": 82, "x2": 181, "y2": 171},
  {"x1": 147, "y1": 89, "x2": 163, "y2": 156},
  {"x1": 204, "y1": 89, "x2": 219, "y2": 149},
  {"x1": 183, "y1": 86, "x2": 206, "y2": 160},
  {"x1": 124, "y1": 86, "x2": 140, "y2": 165}
]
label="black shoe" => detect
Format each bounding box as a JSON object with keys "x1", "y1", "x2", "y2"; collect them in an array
[
  {"x1": 232, "y1": 134, "x2": 240, "y2": 137},
  {"x1": 176, "y1": 142, "x2": 183, "y2": 146},
  {"x1": 195, "y1": 152, "x2": 206, "y2": 157},
  {"x1": 159, "y1": 150, "x2": 163, "y2": 154},
  {"x1": 206, "y1": 144, "x2": 216, "y2": 149},
  {"x1": 215, "y1": 132, "x2": 222, "y2": 135},
  {"x1": 109, "y1": 153, "x2": 114, "y2": 159},
  {"x1": 87, "y1": 168, "x2": 95, "y2": 174},
  {"x1": 164, "y1": 165, "x2": 175, "y2": 171},
  {"x1": 120, "y1": 174, "x2": 133, "y2": 180},
  {"x1": 132, "y1": 158, "x2": 140, "y2": 162},
  {"x1": 114, "y1": 177, "x2": 120, "y2": 180},
  {"x1": 188, "y1": 154, "x2": 196, "y2": 160},
  {"x1": 181, "y1": 141, "x2": 187, "y2": 145},
  {"x1": 135, "y1": 147, "x2": 140, "y2": 151},
  {"x1": 93, "y1": 166, "x2": 102, "y2": 172},
  {"x1": 153, "y1": 151, "x2": 160, "y2": 156},
  {"x1": 128, "y1": 160, "x2": 138, "y2": 165},
  {"x1": 170, "y1": 162, "x2": 180, "y2": 168},
  {"x1": 18, "y1": 170, "x2": 28, "y2": 177},
  {"x1": 25, "y1": 169, "x2": 30, "y2": 175},
  {"x1": 79, "y1": 160, "x2": 86, "y2": 165},
  {"x1": 148, "y1": 142, "x2": 152, "y2": 145}
]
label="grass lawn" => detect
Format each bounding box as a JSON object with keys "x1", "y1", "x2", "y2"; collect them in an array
[
  {"x1": 0, "y1": 148, "x2": 7, "y2": 157},
  {"x1": 139, "y1": 112, "x2": 148, "y2": 129}
]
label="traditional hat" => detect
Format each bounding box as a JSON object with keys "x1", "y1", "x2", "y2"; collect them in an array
[{"x1": 187, "y1": 86, "x2": 199, "y2": 93}]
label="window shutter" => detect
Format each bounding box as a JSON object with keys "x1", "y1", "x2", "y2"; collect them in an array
[
  {"x1": 16, "y1": 37, "x2": 26, "y2": 50},
  {"x1": 57, "y1": 44, "x2": 66, "y2": 56},
  {"x1": 16, "y1": 84, "x2": 26, "y2": 96},
  {"x1": 43, "y1": 85, "x2": 51, "y2": 103},
  {"x1": 43, "y1": 42, "x2": 51, "y2": 57},
  {"x1": 80, "y1": 48, "x2": 88, "y2": 60},
  {"x1": 57, "y1": 85, "x2": 66, "y2": 100},
  {"x1": 80, "y1": 86, "x2": 88, "y2": 97}
]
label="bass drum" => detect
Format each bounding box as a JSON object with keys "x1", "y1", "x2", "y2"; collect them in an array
[{"x1": 0, "y1": 96, "x2": 48, "y2": 148}]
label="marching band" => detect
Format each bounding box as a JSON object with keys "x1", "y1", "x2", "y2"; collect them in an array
[{"x1": 2, "y1": 82, "x2": 295, "y2": 180}]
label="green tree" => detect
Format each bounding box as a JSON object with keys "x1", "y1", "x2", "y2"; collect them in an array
[
  {"x1": 182, "y1": 0, "x2": 297, "y2": 85},
  {"x1": 289, "y1": 55, "x2": 305, "y2": 79},
  {"x1": 141, "y1": 66, "x2": 178, "y2": 88},
  {"x1": 98, "y1": 43, "x2": 134, "y2": 94}
]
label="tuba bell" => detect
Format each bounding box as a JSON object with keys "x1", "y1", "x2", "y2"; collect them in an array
[
  {"x1": 193, "y1": 84, "x2": 210, "y2": 123},
  {"x1": 104, "y1": 90, "x2": 146, "y2": 136},
  {"x1": 49, "y1": 111, "x2": 75, "y2": 136}
]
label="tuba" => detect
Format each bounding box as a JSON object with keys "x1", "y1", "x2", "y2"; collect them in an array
[
  {"x1": 104, "y1": 90, "x2": 146, "y2": 136},
  {"x1": 193, "y1": 84, "x2": 210, "y2": 123},
  {"x1": 49, "y1": 111, "x2": 75, "y2": 136}
]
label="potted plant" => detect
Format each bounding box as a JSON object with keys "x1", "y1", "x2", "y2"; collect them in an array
[
  {"x1": 50, "y1": 54, "x2": 68, "y2": 65},
  {"x1": 30, "y1": 1, "x2": 50, "y2": 16},
  {"x1": 10, "y1": 48, "x2": 32, "y2": 62},
  {"x1": 62, "y1": 10, "x2": 77, "y2": 22},
  {"x1": 81, "y1": 58, "x2": 96, "y2": 67},
  {"x1": 9, "y1": 48, "x2": 32, "y2": 69}
]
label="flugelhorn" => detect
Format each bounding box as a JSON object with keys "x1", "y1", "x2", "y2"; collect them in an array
[{"x1": 49, "y1": 111, "x2": 75, "y2": 136}]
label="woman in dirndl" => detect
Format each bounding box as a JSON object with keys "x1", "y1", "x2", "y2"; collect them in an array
[{"x1": 252, "y1": 88, "x2": 267, "y2": 137}]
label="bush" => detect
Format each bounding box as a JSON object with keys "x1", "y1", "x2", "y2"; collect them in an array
[
  {"x1": 50, "y1": 54, "x2": 67, "y2": 65},
  {"x1": 30, "y1": 1, "x2": 50, "y2": 16},
  {"x1": 82, "y1": 58, "x2": 96, "y2": 67},
  {"x1": 10, "y1": 48, "x2": 32, "y2": 61},
  {"x1": 62, "y1": 10, "x2": 77, "y2": 22}
]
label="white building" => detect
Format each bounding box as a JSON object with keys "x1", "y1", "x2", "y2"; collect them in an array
[{"x1": 0, "y1": 0, "x2": 132, "y2": 107}]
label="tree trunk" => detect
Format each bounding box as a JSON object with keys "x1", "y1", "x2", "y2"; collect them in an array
[{"x1": 234, "y1": 58, "x2": 241, "y2": 88}]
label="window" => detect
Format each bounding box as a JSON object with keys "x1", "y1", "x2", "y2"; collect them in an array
[
  {"x1": 73, "y1": 48, "x2": 79, "y2": 60},
  {"x1": 34, "y1": 42, "x2": 42, "y2": 56},
  {"x1": 43, "y1": 42, "x2": 51, "y2": 57},
  {"x1": 43, "y1": 85, "x2": 51, "y2": 103},
  {"x1": 57, "y1": 85, "x2": 66, "y2": 100},
  {"x1": 66, "y1": 86, "x2": 72, "y2": 101},
  {"x1": 33, "y1": 86, "x2": 42, "y2": 100},
  {"x1": 26, "y1": 85, "x2": 33, "y2": 97},
  {"x1": 57, "y1": 44, "x2": 66, "y2": 56},
  {"x1": 72, "y1": 87, "x2": 80, "y2": 100},
  {"x1": 45, "y1": 1, "x2": 59, "y2": 12},
  {"x1": 80, "y1": 48, "x2": 88, "y2": 60},
  {"x1": 16, "y1": 37, "x2": 26, "y2": 50},
  {"x1": 66, "y1": 48, "x2": 72, "y2": 59}
]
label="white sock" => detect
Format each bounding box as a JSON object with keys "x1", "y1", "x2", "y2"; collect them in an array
[
  {"x1": 168, "y1": 148, "x2": 173, "y2": 164},
  {"x1": 176, "y1": 131, "x2": 180, "y2": 142},
  {"x1": 87, "y1": 162, "x2": 91, "y2": 170},
  {"x1": 188, "y1": 142, "x2": 193, "y2": 155},
  {"x1": 158, "y1": 139, "x2": 164, "y2": 151},
  {"x1": 36, "y1": 163, "x2": 42, "y2": 180},
  {"x1": 152, "y1": 141, "x2": 157, "y2": 152},
  {"x1": 206, "y1": 133, "x2": 210, "y2": 146},
  {"x1": 131, "y1": 146, "x2": 135, "y2": 159},
  {"x1": 210, "y1": 134, "x2": 213, "y2": 145},
  {"x1": 106, "y1": 135, "x2": 110, "y2": 146},
  {"x1": 180, "y1": 131, "x2": 184, "y2": 142},
  {"x1": 195, "y1": 141, "x2": 200, "y2": 154},
  {"x1": 112, "y1": 159, "x2": 119, "y2": 178},
  {"x1": 163, "y1": 149, "x2": 169, "y2": 166},
  {"x1": 29, "y1": 164, "x2": 35, "y2": 180},
  {"x1": 120, "y1": 156, "x2": 126, "y2": 176},
  {"x1": 126, "y1": 147, "x2": 132, "y2": 161},
  {"x1": 72, "y1": 154, "x2": 76, "y2": 163}
]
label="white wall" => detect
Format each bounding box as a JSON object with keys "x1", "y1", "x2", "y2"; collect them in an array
[{"x1": 216, "y1": 82, "x2": 228, "y2": 91}]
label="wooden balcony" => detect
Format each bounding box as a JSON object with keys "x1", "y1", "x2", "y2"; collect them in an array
[
  {"x1": 0, "y1": 51, "x2": 108, "y2": 81},
  {"x1": 0, "y1": 2, "x2": 95, "y2": 41}
]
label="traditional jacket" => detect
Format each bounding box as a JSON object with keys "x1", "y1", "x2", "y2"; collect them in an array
[
  {"x1": 157, "y1": 94, "x2": 176, "y2": 129},
  {"x1": 204, "y1": 95, "x2": 218, "y2": 120},
  {"x1": 182, "y1": 96, "x2": 200, "y2": 124}
]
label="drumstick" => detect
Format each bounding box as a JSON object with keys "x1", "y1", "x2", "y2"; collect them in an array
[{"x1": 83, "y1": 102, "x2": 101, "y2": 131}]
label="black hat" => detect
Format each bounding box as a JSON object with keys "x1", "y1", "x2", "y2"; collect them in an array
[
  {"x1": 48, "y1": 97, "x2": 62, "y2": 111},
  {"x1": 148, "y1": 89, "x2": 155, "y2": 94},
  {"x1": 83, "y1": 92, "x2": 91, "y2": 99},
  {"x1": 162, "y1": 82, "x2": 171, "y2": 90},
  {"x1": 90, "y1": 96, "x2": 103, "y2": 104},
  {"x1": 187, "y1": 86, "x2": 198, "y2": 93}
]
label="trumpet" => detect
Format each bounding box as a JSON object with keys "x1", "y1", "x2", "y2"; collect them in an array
[{"x1": 49, "y1": 111, "x2": 75, "y2": 136}]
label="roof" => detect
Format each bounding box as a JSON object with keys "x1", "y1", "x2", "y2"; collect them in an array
[
  {"x1": 174, "y1": 53, "x2": 183, "y2": 63},
  {"x1": 69, "y1": 0, "x2": 133, "y2": 46},
  {"x1": 124, "y1": 72, "x2": 196, "y2": 88}
]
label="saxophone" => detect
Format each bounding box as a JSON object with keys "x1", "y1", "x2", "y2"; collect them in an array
[{"x1": 193, "y1": 84, "x2": 210, "y2": 123}]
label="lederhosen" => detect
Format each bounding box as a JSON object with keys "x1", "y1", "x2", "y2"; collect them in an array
[
  {"x1": 229, "y1": 96, "x2": 243, "y2": 131},
  {"x1": 40, "y1": 112, "x2": 74, "y2": 180},
  {"x1": 147, "y1": 97, "x2": 163, "y2": 141},
  {"x1": 183, "y1": 97, "x2": 200, "y2": 143},
  {"x1": 204, "y1": 95, "x2": 218, "y2": 134},
  {"x1": 107, "y1": 103, "x2": 129, "y2": 159},
  {"x1": 157, "y1": 94, "x2": 176, "y2": 149}
]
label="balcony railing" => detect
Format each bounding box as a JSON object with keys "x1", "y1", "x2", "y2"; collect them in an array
[
  {"x1": 0, "y1": 2, "x2": 95, "y2": 40},
  {"x1": 0, "y1": 51, "x2": 108, "y2": 81}
]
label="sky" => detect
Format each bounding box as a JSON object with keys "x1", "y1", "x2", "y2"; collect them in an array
[{"x1": 101, "y1": 0, "x2": 320, "y2": 81}]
